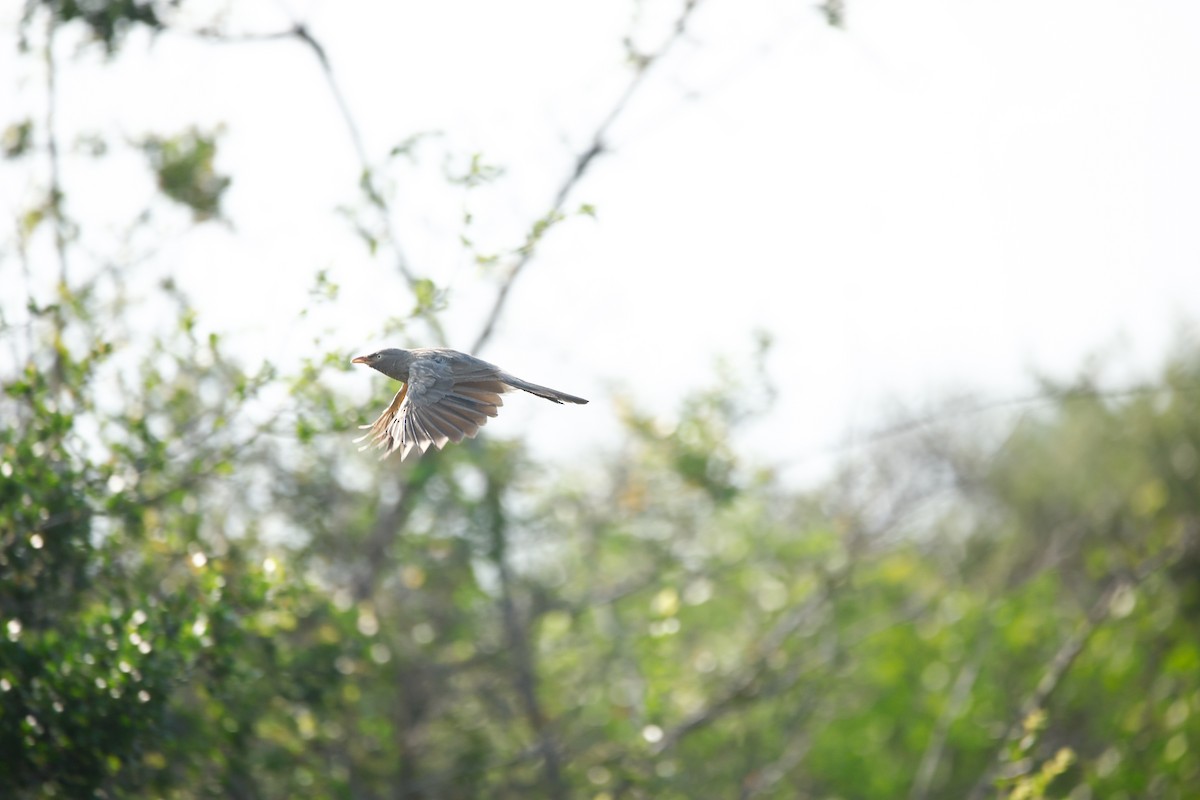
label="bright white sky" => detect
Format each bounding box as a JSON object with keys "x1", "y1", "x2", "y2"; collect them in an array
[{"x1": 4, "y1": 0, "x2": 1200, "y2": 482}]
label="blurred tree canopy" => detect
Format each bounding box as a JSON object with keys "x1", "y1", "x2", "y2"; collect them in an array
[{"x1": 2, "y1": 2, "x2": 1198, "y2": 799}]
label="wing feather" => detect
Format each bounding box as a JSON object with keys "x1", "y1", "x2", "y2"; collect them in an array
[
  {"x1": 436, "y1": 402, "x2": 484, "y2": 430},
  {"x1": 406, "y1": 411, "x2": 438, "y2": 452},
  {"x1": 444, "y1": 393, "x2": 500, "y2": 418},
  {"x1": 421, "y1": 406, "x2": 468, "y2": 443},
  {"x1": 449, "y1": 391, "x2": 503, "y2": 410}
]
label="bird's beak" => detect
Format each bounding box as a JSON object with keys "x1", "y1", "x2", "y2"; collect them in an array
[{"x1": 351, "y1": 355, "x2": 369, "y2": 365}]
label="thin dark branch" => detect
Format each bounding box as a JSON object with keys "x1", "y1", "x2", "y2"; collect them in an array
[
  {"x1": 470, "y1": 0, "x2": 708, "y2": 354},
  {"x1": 189, "y1": 22, "x2": 446, "y2": 345},
  {"x1": 289, "y1": 25, "x2": 372, "y2": 197},
  {"x1": 352, "y1": 457, "x2": 439, "y2": 602},
  {"x1": 190, "y1": 26, "x2": 296, "y2": 44},
  {"x1": 42, "y1": 13, "x2": 71, "y2": 392},
  {"x1": 484, "y1": 473, "x2": 567, "y2": 800},
  {"x1": 44, "y1": 14, "x2": 69, "y2": 288},
  {"x1": 7, "y1": 219, "x2": 37, "y2": 375},
  {"x1": 287, "y1": 23, "x2": 448, "y2": 345}
]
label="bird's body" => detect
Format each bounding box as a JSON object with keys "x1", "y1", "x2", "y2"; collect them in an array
[{"x1": 352, "y1": 347, "x2": 587, "y2": 460}]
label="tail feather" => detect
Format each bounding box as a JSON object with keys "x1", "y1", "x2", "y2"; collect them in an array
[{"x1": 500, "y1": 373, "x2": 588, "y2": 405}]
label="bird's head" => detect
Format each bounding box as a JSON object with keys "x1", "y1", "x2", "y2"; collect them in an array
[{"x1": 352, "y1": 348, "x2": 412, "y2": 381}]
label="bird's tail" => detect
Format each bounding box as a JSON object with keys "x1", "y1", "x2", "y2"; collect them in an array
[{"x1": 500, "y1": 374, "x2": 588, "y2": 405}]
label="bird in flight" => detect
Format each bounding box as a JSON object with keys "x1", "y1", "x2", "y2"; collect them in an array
[{"x1": 352, "y1": 347, "x2": 588, "y2": 460}]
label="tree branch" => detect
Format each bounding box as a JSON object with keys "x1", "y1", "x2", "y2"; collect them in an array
[
  {"x1": 484, "y1": 472, "x2": 567, "y2": 799},
  {"x1": 43, "y1": 13, "x2": 69, "y2": 289},
  {"x1": 469, "y1": 0, "x2": 708, "y2": 354},
  {"x1": 189, "y1": 21, "x2": 446, "y2": 345},
  {"x1": 351, "y1": 458, "x2": 438, "y2": 603}
]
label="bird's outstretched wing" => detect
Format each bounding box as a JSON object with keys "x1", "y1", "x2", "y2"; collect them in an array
[{"x1": 353, "y1": 357, "x2": 506, "y2": 460}]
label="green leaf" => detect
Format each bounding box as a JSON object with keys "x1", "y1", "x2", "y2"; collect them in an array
[
  {"x1": 141, "y1": 127, "x2": 231, "y2": 222},
  {"x1": 2, "y1": 120, "x2": 32, "y2": 159}
]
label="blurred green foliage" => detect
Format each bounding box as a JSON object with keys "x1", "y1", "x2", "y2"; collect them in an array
[
  {"x1": 3, "y1": 120, "x2": 33, "y2": 159},
  {"x1": 141, "y1": 129, "x2": 231, "y2": 222},
  {"x1": 3, "y1": 275, "x2": 1199, "y2": 797},
  {"x1": 22, "y1": 0, "x2": 175, "y2": 54}
]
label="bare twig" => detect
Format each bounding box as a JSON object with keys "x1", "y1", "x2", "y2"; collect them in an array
[
  {"x1": 287, "y1": 26, "x2": 376, "y2": 205},
  {"x1": 190, "y1": 22, "x2": 446, "y2": 345},
  {"x1": 291, "y1": 23, "x2": 435, "y2": 336},
  {"x1": 470, "y1": 0, "x2": 708, "y2": 354}
]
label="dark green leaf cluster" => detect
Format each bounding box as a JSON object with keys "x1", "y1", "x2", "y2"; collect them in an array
[
  {"x1": 22, "y1": 0, "x2": 176, "y2": 54},
  {"x1": 140, "y1": 128, "x2": 231, "y2": 222}
]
